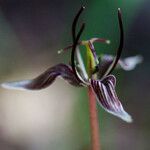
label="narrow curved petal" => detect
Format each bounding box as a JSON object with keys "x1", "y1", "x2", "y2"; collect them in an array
[
  {"x1": 1, "y1": 64, "x2": 82, "y2": 90},
  {"x1": 118, "y1": 55, "x2": 143, "y2": 71},
  {"x1": 90, "y1": 75, "x2": 132, "y2": 122}
]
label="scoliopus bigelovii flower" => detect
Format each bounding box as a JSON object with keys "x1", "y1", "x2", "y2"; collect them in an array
[{"x1": 1, "y1": 7, "x2": 142, "y2": 122}]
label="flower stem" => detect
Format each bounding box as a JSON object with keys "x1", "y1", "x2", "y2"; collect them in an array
[
  {"x1": 88, "y1": 86, "x2": 100, "y2": 150},
  {"x1": 86, "y1": 43, "x2": 101, "y2": 150}
]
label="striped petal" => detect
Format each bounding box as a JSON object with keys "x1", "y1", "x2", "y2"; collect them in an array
[
  {"x1": 90, "y1": 75, "x2": 132, "y2": 122},
  {"x1": 1, "y1": 64, "x2": 82, "y2": 90}
]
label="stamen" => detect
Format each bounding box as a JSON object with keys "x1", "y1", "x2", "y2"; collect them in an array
[
  {"x1": 90, "y1": 38, "x2": 110, "y2": 44},
  {"x1": 57, "y1": 38, "x2": 110, "y2": 54},
  {"x1": 57, "y1": 42, "x2": 81, "y2": 54},
  {"x1": 102, "y1": 8, "x2": 124, "y2": 77}
]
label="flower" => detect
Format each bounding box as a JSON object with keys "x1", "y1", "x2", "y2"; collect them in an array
[{"x1": 1, "y1": 7, "x2": 142, "y2": 122}]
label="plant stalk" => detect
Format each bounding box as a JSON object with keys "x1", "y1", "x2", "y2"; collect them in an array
[
  {"x1": 88, "y1": 86, "x2": 100, "y2": 150},
  {"x1": 86, "y1": 43, "x2": 101, "y2": 150}
]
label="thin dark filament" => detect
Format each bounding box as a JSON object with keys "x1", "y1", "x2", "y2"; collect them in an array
[
  {"x1": 72, "y1": 6, "x2": 85, "y2": 42},
  {"x1": 103, "y1": 8, "x2": 124, "y2": 77}
]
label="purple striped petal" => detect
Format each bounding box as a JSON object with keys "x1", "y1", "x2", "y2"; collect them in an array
[
  {"x1": 90, "y1": 75, "x2": 132, "y2": 122},
  {"x1": 1, "y1": 64, "x2": 82, "y2": 90}
]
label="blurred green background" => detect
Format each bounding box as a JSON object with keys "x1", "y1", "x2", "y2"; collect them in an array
[{"x1": 0, "y1": 0, "x2": 149, "y2": 150}]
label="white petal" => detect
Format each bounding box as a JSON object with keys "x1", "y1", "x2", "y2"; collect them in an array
[{"x1": 119, "y1": 55, "x2": 143, "y2": 71}]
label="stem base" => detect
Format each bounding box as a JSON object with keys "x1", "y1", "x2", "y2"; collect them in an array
[{"x1": 88, "y1": 86, "x2": 100, "y2": 150}]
